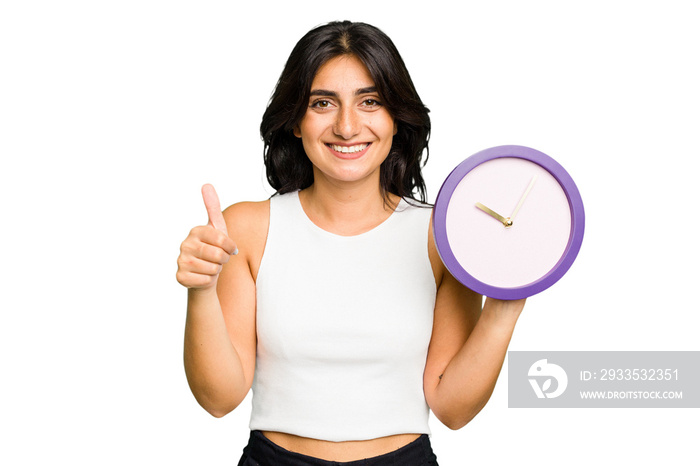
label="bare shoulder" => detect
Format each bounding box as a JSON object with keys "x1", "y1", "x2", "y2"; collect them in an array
[
  {"x1": 222, "y1": 199, "x2": 270, "y2": 279},
  {"x1": 428, "y1": 210, "x2": 446, "y2": 288},
  {"x1": 222, "y1": 199, "x2": 270, "y2": 238}
]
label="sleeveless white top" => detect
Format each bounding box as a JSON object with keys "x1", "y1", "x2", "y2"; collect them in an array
[{"x1": 250, "y1": 191, "x2": 436, "y2": 442}]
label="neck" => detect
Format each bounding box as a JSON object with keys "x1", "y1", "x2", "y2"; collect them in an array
[{"x1": 298, "y1": 174, "x2": 399, "y2": 236}]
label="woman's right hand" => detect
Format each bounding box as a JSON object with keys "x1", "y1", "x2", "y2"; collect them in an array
[{"x1": 176, "y1": 184, "x2": 239, "y2": 290}]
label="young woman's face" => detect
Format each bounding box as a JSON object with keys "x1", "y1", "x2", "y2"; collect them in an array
[{"x1": 294, "y1": 54, "x2": 396, "y2": 188}]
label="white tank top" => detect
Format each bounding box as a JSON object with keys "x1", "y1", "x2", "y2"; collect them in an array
[{"x1": 250, "y1": 191, "x2": 436, "y2": 442}]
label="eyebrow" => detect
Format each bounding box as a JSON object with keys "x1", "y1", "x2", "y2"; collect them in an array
[{"x1": 309, "y1": 86, "x2": 378, "y2": 97}]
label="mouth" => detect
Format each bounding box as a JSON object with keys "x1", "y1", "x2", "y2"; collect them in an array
[{"x1": 326, "y1": 143, "x2": 371, "y2": 159}]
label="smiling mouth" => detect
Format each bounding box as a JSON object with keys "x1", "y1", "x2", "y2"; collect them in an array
[{"x1": 327, "y1": 143, "x2": 369, "y2": 154}]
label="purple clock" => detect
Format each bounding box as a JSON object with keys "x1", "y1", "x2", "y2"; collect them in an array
[{"x1": 433, "y1": 145, "x2": 585, "y2": 300}]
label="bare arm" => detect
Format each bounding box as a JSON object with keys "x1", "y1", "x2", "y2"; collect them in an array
[
  {"x1": 177, "y1": 185, "x2": 266, "y2": 417},
  {"x1": 424, "y1": 220, "x2": 525, "y2": 430}
]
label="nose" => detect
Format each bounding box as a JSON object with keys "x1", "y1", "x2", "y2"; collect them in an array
[{"x1": 333, "y1": 106, "x2": 361, "y2": 140}]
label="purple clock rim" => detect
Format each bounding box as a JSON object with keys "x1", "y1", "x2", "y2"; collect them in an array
[{"x1": 433, "y1": 145, "x2": 585, "y2": 300}]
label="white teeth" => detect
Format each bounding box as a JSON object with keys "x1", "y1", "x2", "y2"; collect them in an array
[{"x1": 330, "y1": 143, "x2": 368, "y2": 153}]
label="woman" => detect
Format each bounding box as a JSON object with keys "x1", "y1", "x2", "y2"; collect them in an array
[{"x1": 176, "y1": 21, "x2": 525, "y2": 465}]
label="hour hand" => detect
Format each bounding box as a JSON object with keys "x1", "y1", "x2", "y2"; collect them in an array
[{"x1": 475, "y1": 202, "x2": 512, "y2": 227}]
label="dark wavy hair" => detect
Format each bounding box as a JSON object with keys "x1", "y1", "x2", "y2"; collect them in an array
[{"x1": 260, "y1": 21, "x2": 431, "y2": 204}]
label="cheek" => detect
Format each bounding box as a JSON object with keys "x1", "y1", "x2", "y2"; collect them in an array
[
  {"x1": 295, "y1": 113, "x2": 328, "y2": 140},
  {"x1": 294, "y1": 115, "x2": 311, "y2": 139},
  {"x1": 368, "y1": 115, "x2": 396, "y2": 139}
]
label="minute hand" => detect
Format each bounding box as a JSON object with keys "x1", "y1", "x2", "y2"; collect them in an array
[{"x1": 510, "y1": 175, "x2": 538, "y2": 221}]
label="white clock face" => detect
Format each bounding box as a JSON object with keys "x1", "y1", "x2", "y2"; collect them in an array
[{"x1": 445, "y1": 157, "x2": 572, "y2": 289}]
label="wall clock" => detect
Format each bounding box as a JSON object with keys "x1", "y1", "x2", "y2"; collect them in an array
[{"x1": 433, "y1": 145, "x2": 585, "y2": 300}]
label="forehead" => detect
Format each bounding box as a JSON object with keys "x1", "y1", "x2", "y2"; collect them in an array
[{"x1": 311, "y1": 55, "x2": 375, "y2": 91}]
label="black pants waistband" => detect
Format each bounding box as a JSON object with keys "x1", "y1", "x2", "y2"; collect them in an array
[{"x1": 237, "y1": 430, "x2": 439, "y2": 466}]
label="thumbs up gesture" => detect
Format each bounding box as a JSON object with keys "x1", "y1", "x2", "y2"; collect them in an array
[{"x1": 176, "y1": 184, "x2": 239, "y2": 290}]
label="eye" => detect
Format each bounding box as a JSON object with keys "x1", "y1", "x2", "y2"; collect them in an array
[
  {"x1": 310, "y1": 99, "x2": 332, "y2": 109},
  {"x1": 362, "y1": 98, "x2": 382, "y2": 107}
]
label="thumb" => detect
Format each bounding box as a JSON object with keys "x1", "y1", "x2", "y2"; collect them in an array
[{"x1": 201, "y1": 184, "x2": 228, "y2": 234}]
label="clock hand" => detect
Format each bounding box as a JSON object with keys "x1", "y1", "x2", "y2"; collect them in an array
[
  {"x1": 476, "y1": 202, "x2": 512, "y2": 227},
  {"x1": 510, "y1": 175, "x2": 538, "y2": 221}
]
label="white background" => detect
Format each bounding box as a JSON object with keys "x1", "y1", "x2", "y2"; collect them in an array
[{"x1": 2, "y1": 1, "x2": 698, "y2": 464}]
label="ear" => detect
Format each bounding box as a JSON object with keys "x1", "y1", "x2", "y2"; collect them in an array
[
  {"x1": 393, "y1": 122, "x2": 398, "y2": 136},
  {"x1": 293, "y1": 126, "x2": 302, "y2": 138}
]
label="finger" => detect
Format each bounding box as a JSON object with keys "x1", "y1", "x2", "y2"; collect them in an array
[
  {"x1": 194, "y1": 242, "x2": 232, "y2": 266},
  {"x1": 190, "y1": 225, "x2": 238, "y2": 256},
  {"x1": 201, "y1": 184, "x2": 228, "y2": 234},
  {"x1": 181, "y1": 256, "x2": 224, "y2": 277},
  {"x1": 176, "y1": 269, "x2": 219, "y2": 290}
]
